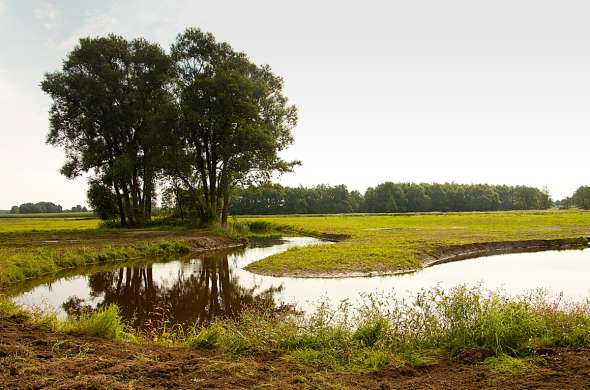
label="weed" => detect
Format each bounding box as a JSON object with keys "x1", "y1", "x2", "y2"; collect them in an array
[
  {"x1": 0, "y1": 297, "x2": 23, "y2": 318},
  {"x1": 484, "y1": 354, "x2": 534, "y2": 374},
  {"x1": 62, "y1": 305, "x2": 135, "y2": 341}
]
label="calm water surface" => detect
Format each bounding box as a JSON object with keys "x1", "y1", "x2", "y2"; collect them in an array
[{"x1": 13, "y1": 237, "x2": 590, "y2": 329}]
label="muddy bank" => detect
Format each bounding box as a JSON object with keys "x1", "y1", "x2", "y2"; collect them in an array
[
  {"x1": 422, "y1": 237, "x2": 590, "y2": 268},
  {"x1": 184, "y1": 235, "x2": 245, "y2": 253},
  {"x1": 1, "y1": 316, "x2": 590, "y2": 389},
  {"x1": 279, "y1": 228, "x2": 350, "y2": 242}
]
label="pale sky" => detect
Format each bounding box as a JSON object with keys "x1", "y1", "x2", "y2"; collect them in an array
[{"x1": 1, "y1": 0, "x2": 589, "y2": 209}]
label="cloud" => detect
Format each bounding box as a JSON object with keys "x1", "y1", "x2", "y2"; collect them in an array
[
  {"x1": 59, "y1": 10, "x2": 119, "y2": 50},
  {"x1": 34, "y1": 2, "x2": 60, "y2": 30}
]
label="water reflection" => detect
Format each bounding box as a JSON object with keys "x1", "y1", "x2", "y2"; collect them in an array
[
  {"x1": 14, "y1": 237, "x2": 320, "y2": 329},
  {"x1": 14, "y1": 237, "x2": 590, "y2": 330},
  {"x1": 61, "y1": 249, "x2": 289, "y2": 329}
]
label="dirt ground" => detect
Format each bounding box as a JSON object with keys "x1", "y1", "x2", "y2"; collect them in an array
[{"x1": 1, "y1": 317, "x2": 590, "y2": 389}]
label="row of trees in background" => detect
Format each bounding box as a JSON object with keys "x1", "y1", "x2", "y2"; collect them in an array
[
  {"x1": 9, "y1": 202, "x2": 87, "y2": 214},
  {"x1": 43, "y1": 28, "x2": 297, "y2": 227},
  {"x1": 227, "y1": 183, "x2": 553, "y2": 215},
  {"x1": 557, "y1": 186, "x2": 590, "y2": 210}
]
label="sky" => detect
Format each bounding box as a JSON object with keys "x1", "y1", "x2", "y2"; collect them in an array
[{"x1": 1, "y1": 0, "x2": 589, "y2": 209}]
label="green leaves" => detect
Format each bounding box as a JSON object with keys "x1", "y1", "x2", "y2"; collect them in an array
[
  {"x1": 43, "y1": 28, "x2": 299, "y2": 225},
  {"x1": 43, "y1": 34, "x2": 177, "y2": 225}
]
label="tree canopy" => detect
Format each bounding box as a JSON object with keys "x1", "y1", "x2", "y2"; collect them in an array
[
  {"x1": 228, "y1": 182, "x2": 553, "y2": 215},
  {"x1": 43, "y1": 28, "x2": 559, "y2": 225},
  {"x1": 43, "y1": 28, "x2": 297, "y2": 226},
  {"x1": 10, "y1": 202, "x2": 63, "y2": 214},
  {"x1": 42, "y1": 34, "x2": 176, "y2": 226},
  {"x1": 572, "y1": 186, "x2": 590, "y2": 210},
  {"x1": 166, "y1": 29, "x2": 297, "y2": 225}
]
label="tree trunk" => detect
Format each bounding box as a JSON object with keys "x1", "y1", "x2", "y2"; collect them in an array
[
  {"x1": 131, "y1": 170, "x2": 143, "y2": 225},
  {"x1": 121, "y1": 184, "x2": 135, "y2": 226},
  {"x1": 221, "y1": 180, "x2": 230, "y2": 227},
  {"x1": 113, "y1": 183, "x2": 127, "y2": 226}
]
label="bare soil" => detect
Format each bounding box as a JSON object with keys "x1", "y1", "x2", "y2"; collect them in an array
[{"x1": 2, "y1": 316, "x2": 590, "y2": 389}]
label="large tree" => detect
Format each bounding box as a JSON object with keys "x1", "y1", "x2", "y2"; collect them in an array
[
  {"x1": 42, "y1": 35, "x2": 175, "y2": 226},
  {"x1": 167, "y1": 29, "x2": 298, "y2": 225}
]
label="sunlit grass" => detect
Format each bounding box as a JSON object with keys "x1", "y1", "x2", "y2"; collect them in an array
[
  {"x1": 484, "y1": 354, "x2": 535, "y2": 374},
  {"x1": 0, "y1": 298, "x2": 133, "y2": 341},
  {"x1": 0, "y1": 240, "x2": 190, "y2": 287},
  {"x1": 62, "y1": 304, "x2": 135, "y2": 340},
  {"x1": 185, "y1": 286, "x2": 590, "y2": 370},
  {"x1": 243, "y1": 210, "x2": 590, "y2": 275},
  {"x1": 0, "y1": 216, "x2": 100, "y2": 233}
]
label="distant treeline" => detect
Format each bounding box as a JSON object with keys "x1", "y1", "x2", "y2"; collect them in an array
[
  {"x1": 557, "y1": 186, "x2": 590, "y2": 210},
  {"x1": 230, "y1": 183, "x2": 553, "y2": 215},
  {"x1": 10, "y1": 202, "x2": 88, "y2": 214}
]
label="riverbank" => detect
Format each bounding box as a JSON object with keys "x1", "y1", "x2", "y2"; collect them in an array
[
  {"x1": 0, "y1": 216, "x2": 244, "y2": 288},
  {"x1": 4, "y1": 285, "x2": 590, "y2": 389},
  {"x1": 2, "y1": 315, "x2": 590, "y2": 389},
  {"x1": 243, "y1": 211, "x2": 590, "y2": 277}
]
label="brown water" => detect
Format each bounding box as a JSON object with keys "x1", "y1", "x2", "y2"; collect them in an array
[
  {"x1": 13, "y1": 237, "x2": 590, "y2": 329},
  {"x1": 13, "y1": 237, "x2": 321, "y2": 328}
]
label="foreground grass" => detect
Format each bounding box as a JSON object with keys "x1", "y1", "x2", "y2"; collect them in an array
[
  {"x1": 185, "y1": 286, "x2": 590, "y2": 370},
  {"x1": 3, "y1": 286, "x2": 590, "y2": 372},
  {"x1": 242, "y1": 210, "x2": 590, "y2": 276},
  {"x1": 0, "y1": 299, "x2": 134, "y2": 340}
]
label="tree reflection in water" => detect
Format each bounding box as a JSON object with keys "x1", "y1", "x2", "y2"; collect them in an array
[{"x1": 62, "y1": 249, "x2": 291, "y2": 329}]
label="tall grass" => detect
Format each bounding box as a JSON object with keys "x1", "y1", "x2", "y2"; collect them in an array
[
  {"x1": 186, "y1": 286, "x2": 590, "y2": 369},
  {"x1": 0, "y1": 297, "x2": 133, "y2": 341},
  {"x1": 62, "y1": 305, "x2": 135, "y2": 340},
  {"x1": 4, "y1": 286, "x2": 590, "y2": 371}
]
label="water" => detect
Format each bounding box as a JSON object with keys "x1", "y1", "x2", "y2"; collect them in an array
[{"x1": 12, "y1": 237, "x2": 590, "y2": 329}]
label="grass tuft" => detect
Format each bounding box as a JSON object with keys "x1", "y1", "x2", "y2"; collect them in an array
[
  {"x1": 484, "y1": 354, "x2": 534, "y2": 374},
  {"x1": 0, "y1": 297, "x2": 23, "y2": 318},
  {"x1": 62, "y1": 305, "x2": 135, "y2": 340}
]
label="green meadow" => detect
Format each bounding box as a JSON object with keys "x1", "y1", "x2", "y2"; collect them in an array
[{"x1": 243, "y1": 210, "x2": 590, "y2": 276}]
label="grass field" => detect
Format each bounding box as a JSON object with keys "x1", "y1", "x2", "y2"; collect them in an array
[
  {"x1": 3, "y1": 210, "x2": 590, "y2": 382},
  {"x1": 0, "y1": 212, "x2": 95, "y2": 219},
  {"x1": 243, "y1": 210, "x2": 590, "y2": 276},
  {"x1": 0, "y1": 216, "x2": 100, "y2": 233}
]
